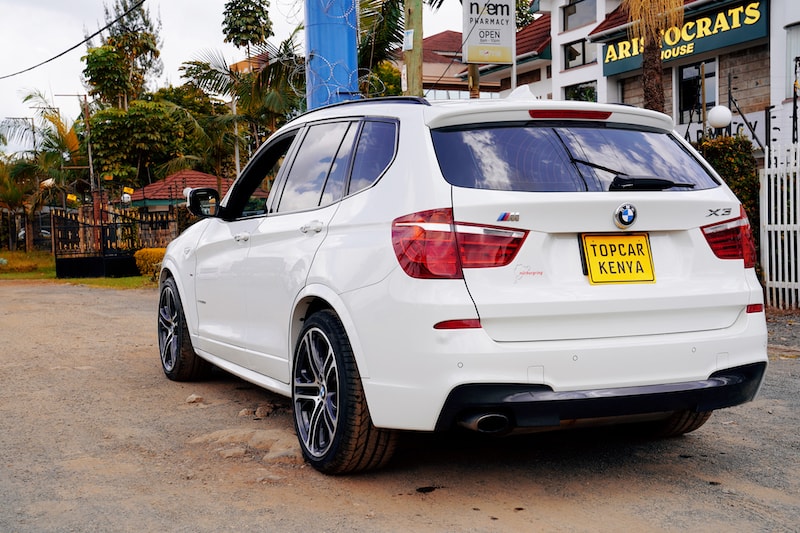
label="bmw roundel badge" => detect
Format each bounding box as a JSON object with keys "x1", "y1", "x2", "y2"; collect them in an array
[{"x1": 614, "y1": 203, "x2": 637, "y2": 229}]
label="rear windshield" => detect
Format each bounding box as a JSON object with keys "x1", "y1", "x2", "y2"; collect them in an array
[{"x1": 431, "y1": 123, "x2": 719, "y2": 192}]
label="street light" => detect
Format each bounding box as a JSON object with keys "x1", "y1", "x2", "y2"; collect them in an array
[{"x1": 708, "y1": 105, "x2": 733, "y2": 130}]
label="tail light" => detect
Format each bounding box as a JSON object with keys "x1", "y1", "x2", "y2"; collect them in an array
[
  {"x1": 701, "y1": 206, "x2": 757, "y2": 268},
  {"x1": 392, "y1": 208, "x2": 528, "y2": 279}
]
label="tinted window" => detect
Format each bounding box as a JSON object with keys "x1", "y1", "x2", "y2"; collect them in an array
[
  {"x1": 222, "y1": 133, "x2": 297, "y2": 219},
  {"x1": 277, "y1": 122, "x2": 350, "y2": 212},
  {"x1": 432, "y1": 124, "x2": 719, "y2": 192},
  {"x1": 349, "y1": 120, "x2": 397, "y2": 194},
  {"x1": 321, "y1": 122, "x2": 357, "y2": 206}
]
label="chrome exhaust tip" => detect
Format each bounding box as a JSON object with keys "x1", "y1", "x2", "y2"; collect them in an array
[{"x1": 458, "y1": 413, "x2": 512, "y2": 434}]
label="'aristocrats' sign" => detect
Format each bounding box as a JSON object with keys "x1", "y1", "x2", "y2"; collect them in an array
[{"x1": 600, "y1": 1, "x2": 767, "y2": 76}]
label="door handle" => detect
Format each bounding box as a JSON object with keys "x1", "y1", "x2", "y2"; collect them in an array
[
  {"x1": 300, "y1": 220, "x2": 324, "y2": 234},
  {"x1": 233, "y1": 232, "x2": 250, "y2": 243}
]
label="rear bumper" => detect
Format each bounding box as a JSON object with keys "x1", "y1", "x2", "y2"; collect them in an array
[{"x1": 434, "y1": 362, "x2": 767, "y2": 431}]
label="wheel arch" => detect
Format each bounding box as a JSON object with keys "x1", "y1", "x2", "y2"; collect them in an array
[
  {"x1": 158, "y1": 260, "x2": 199, "y2": 337},
  {"x1": 291, "y1": 284, "x2": 371, "y2": 380}
]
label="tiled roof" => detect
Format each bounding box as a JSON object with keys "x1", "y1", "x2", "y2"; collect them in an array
[
  {"x1": 421, "y1": 30, "x2": 464, "y2": 63},
  {"x1": 590, "y1": 0, "x2": 701, "y2": 38},
  {"x1": 516, "y1": 13, "x2": 551, "y2": 56},
  {"x1": 411, "y1": 18, "x2": 553, "y2": 64},
  {"x1": 131, "y1": 169, "x2": 232, "y2": 202}
]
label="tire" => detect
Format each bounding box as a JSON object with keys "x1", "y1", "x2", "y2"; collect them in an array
[
  {"x1": 157, "y1": 277, "x2": 210, "y2": 381},
  {"x1": 650, "y1": 410, "x2": 713, "y2": 437},
  {"x1": 292, "y1": 310, "x2": 397, "y2": 474}
]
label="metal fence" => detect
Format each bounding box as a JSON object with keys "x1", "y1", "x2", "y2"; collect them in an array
[
  {"x1": 51, "y1": 208, "x2": 178, "y2": 278},
  {"x1": 760, "y1": 144, "x2": 800, "y2": 308}
]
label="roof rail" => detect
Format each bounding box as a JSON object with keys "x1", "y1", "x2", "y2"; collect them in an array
[{"x1": 312, "y1": 96, "x2": 431, "y2": 112}]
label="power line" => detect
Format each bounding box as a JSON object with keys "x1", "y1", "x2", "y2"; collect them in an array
[{"x1": 0, "y1": 0, "x2": 147, "y2": 81}]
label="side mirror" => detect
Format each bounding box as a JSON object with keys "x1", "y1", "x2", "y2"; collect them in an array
[{"x1": 186, "y1": 188, "x2": 220, "y2": 217}]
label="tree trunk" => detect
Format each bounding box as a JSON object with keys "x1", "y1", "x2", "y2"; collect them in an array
[
  {"x1": 641, "y1": 34, "x2": 664, "y2": 113},
  {"x1": 24, "y1": 212, "x2": 34, "y2": 253}
]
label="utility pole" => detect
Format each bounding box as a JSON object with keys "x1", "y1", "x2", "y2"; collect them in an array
[
  {"x1": 468, "y1": 64, "x2": 480, "y2": 99},
  {"x1": 403, "y1": 0, "x2": 423, "y2": 96}
]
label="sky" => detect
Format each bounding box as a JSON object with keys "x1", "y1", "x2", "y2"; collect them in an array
[{"x1": 0, "y1": 0, "x2": 463, "y2": 152}]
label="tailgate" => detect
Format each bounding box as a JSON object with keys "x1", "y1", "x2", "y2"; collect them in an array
[{"x1": 453, "y1": 187, "x2": 750, "y2": 342}]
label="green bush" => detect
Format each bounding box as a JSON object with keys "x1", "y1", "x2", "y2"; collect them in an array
[
  {"x1": 695, "y1": 135, "x2": 760, "y2": 231},
  {"x1": 134, "y1": 248, "x2": 166, "y2": 280}
]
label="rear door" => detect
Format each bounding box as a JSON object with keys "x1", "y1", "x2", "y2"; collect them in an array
[{"x1": 434, "y1": 120, "x2": 753, "y2": 342}]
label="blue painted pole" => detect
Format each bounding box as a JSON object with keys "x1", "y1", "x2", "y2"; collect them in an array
[{"x1": 305, "y1": 0, "x2": 360, "y2": 110}]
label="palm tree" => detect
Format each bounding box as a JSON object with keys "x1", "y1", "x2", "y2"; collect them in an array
[
  {"x1": 358, "y1": 0, "x2": 405, "y2": 71},
  {"x1": 181, "y1": 31, "x2": 304, "y2": 155},
  {"x1": 0, "y1": 157, "x2": 31, "y2": 251},
  {"x1": 0, "y1": 91, "x2": 88, "y2": 251},
  {"x1": 23, "y1": 92, "x2": 87, "y2": 207},
  {"x1": 622, "y1": 0, "x2": 684, "y2": 112}
]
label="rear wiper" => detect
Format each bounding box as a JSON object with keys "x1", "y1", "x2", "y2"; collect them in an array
[
  {"x1": 572, "y1": 158, "x2": 627, "y2": 177},
  {"x1": 570, "y1": 159, "x2": 695, "y2": 191},
  {"x1": 609, "y1": 175, "x2": 696, "y2": 191}
]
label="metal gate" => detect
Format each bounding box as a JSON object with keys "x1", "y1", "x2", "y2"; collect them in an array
[{"x1": 51, "y1": 208, "x2": 177, "y2": 278}]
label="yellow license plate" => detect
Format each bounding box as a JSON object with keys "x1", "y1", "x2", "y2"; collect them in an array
[{"x1": 582, "y1": 233, "x2": 655, "y2": 285}]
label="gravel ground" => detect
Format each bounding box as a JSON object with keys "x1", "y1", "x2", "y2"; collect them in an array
[
  {"x1": 0, "y1": 282, "x2": 797, "y2": 532},
  {"x1": 765, "y1": 307, "x2": 800, "y2": 353}
]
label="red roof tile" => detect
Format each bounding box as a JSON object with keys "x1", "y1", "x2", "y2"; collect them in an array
[
  {"x1": 412, "y1": 18, "x2": 553, "y2": 64},
  {"x1": 421, "y1": 30, "x2": 464, "y2": 63},
  {"x1": 131, "y1": 169, "x2": 232, "y2": 202},
  {"x1": 590, "y1": 0, "x2": 701, "y2": 38},
  {"x1": 516, "y1": 13, "x2": 551, "y2": 56}
]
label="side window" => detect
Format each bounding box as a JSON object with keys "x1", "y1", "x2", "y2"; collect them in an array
[
  {"x1": 222, "y1": 132, "x2": 297, "y2": 220},
  {"x1": 275, "y1": 121, "x2": 350, "y2": 213},
  {"x1": 348, "y1": 120, "x2": 397, "y2": 195},
  {"x1": 320, "y1": 123, "x2": 357, "y2": 207}
]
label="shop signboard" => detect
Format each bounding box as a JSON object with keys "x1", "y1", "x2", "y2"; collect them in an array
[
  {"x1": 463, "y1": 0, "x2": 516, "y2": 64},
  {"x1": 601, "y1": 1, "x2": 768, "y2": 76}
]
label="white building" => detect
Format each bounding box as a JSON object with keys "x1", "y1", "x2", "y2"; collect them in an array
[{"x1": 479, "y1": 0, "x2": 800, "y2": 150}]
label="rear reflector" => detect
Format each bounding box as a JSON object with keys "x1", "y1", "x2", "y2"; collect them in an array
[
  {"x1": 746, "y1": 304, "x2": 764, "y2": 314},
  {"x1": 701, "y1": 206, "x2": 757, "y2": 268},
  {"x1": 434, "y1": 319, "x2": 482, "y2": 330}
]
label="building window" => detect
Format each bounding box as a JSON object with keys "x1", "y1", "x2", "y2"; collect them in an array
[
  {"x1": 546, "y1": 65, "x2": 552, "y2": 78},
  {"x1": 679, "y1": 59, "x2": 716, "y2": 125},
  {"x1": 565, "y1": 81, "x2": 597, "y2": 102},
  {"x1": 562, "y1": 0, "x2": 596, "y2": 32},
  {"x1": 787, "y1": 24, "x2": 800, "y2": 99},
  {"x1": 564, "y1": 39, "x2": 597, "y2": 70},
  {"x1": 518, "y1": 69, "x2": 542, "y2": 85}
]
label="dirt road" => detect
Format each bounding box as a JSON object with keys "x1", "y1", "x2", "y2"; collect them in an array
[{"x1": 1, "y1": 280, "x2": 798, "y2": 532}]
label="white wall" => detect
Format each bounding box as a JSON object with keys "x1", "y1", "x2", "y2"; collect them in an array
[{"x1": 769, "y1": 0, "x2": 800, "y2": 147}]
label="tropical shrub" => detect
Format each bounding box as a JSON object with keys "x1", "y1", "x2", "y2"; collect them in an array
[
  {"x1": 134, "y1": 247, "x2": 166, "y2": 280},
  {"x1": 695, "y1": 135, "x2": 759, "y2": 231}
]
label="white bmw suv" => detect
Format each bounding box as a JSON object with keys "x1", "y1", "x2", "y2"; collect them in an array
[{"x1": 158, "y1": 94, "x2": 767, "y2": 474}]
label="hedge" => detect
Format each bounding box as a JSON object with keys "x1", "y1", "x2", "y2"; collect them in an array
[
  {"x1": 695, "y1": 135, "x2": 760, "y2": 231},
  {"x1": 134, "y1": 248, "x2": 166, "y2": 280}
]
